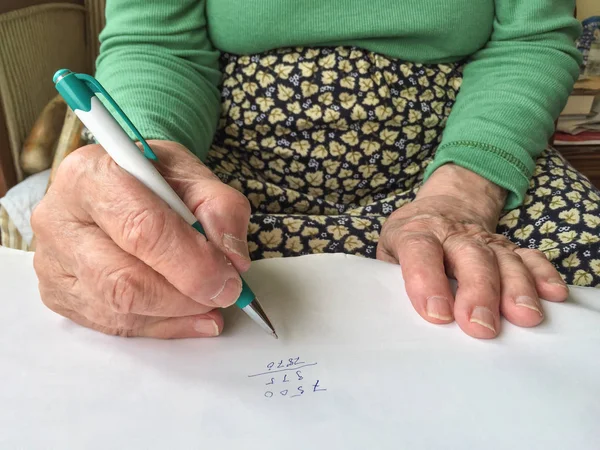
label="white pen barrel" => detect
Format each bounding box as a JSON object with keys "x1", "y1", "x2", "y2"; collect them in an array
[{"x1": 74, "y1": 97, "x2": 198, "y2": 225}]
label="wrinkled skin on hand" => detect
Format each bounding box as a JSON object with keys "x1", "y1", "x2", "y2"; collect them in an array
[
  {"x1": 32, "y1": 141, "x2": 252, "y2": 338},
  {"x1": 377, "y1": 164, "x2": 569, "y2": 339}
]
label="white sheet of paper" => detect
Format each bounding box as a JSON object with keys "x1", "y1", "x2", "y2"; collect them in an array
[{"x1": 1, "y1": 245, "x2": 599, "y2": 449}]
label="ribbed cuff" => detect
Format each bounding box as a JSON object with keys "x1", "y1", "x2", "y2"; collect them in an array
[{"x1": 424, "y1": 141, "x2": 535, "y2": 210}]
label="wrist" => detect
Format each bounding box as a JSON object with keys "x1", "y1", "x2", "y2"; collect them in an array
[{"x1": 417, "y1": 164, "x2": 506, "y2": 225}]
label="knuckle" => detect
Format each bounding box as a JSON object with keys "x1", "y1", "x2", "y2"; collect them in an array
[
  {"x1": 38, "y1": 287, "x2": 61, "y2": 313},
  {"x1": 56, "y1": 144, "x2": 102, "y2": 181},
  {"x1": 400, "y1": 232, "x2": 438, "y2": 249},
  {"x1": 469, "y1": 231, "x2": 492, "y2": 247},
  {"x1": 121, "y1": 208, "x2": 168, "y2": 256},
  {"x1": 31, "y1": 198, "x2": 64, "y2": 241},
  {"x1": 454, "y1": 238, "x2": 494, "y2": 257},
  {"x1": 214, "y1": 187, "x2": 252, "y2": 219},
  {"x1": 30, "y1": 201, "x2": 48, "y2": 234},
  {"x1": 110, "y1": 327, "x2": 136, "y2": 338},
  {"x1": 499, "y1": 250, "x2": 522, "y2": 265},
  {"x1": 115, "y1": 313, "x2": 148, "y2": 333},
  {"x1": 104, "y1": 267, "x2": 140, "y2": 314},
  {"x1": 229, "y1": 189, "x2": 252, "y2": 214},
  {"x1": 380, "y1": 219, "x2": 400, "y2": 241},
  {"x1": 496, "y1": 252, "x2": 527, "y2": 275},
  {"x1": 236, "y1": 196, "x2": 252, "y2": 219},
  {"x1": 516, "y1": 248, "x2": 548, "y2": 261},
  {"x1": 32, "y1": 250, "x2": 46, "y2": 277}
]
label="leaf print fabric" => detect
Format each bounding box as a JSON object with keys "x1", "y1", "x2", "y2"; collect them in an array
[
  {"x1": 495, "y1": 150, "x2": 600, "y2": 287},
  {"x1": 205, "y1": 47, "x2": 600, "y2": 288}
]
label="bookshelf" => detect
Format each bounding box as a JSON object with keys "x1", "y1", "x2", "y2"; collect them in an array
[
  {"x1": 556, "y1": 146, "x2": 600, "y2": 188},
  {"x1": 554, "y1": 77, "x2": 600, "y2": 188},
  {"x1": 554, "y1": 5, "x2": 600, "y2": 188}
]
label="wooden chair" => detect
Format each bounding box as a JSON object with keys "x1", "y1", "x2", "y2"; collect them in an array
[
  {"x1": 0, "y1": 0, "x2": 105, "y2": 248},
  {"x1": 0, "y1": 0, "x2": 105, "y2": 198}
]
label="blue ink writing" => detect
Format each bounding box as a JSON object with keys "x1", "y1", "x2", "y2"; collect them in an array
[
  {"x1": 247, "y1": 362, "x2": 317, "y2": 378},
  {"x1": 291, "y1": 386, "x2": 304, "y2": 397},
  {"x1": 248, "y1": 357, "x2": 327, "y2": 400},
  {"x1": 312, "y1": 380, "x2": 327, "y2": 392},
  {"x1": 287, "y1": 357, "x2": 304, "y2": 367}
]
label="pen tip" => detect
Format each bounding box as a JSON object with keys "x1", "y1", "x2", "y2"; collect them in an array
[{"x1": 272, "y1": 332, "x2": 279, "y2": 339}]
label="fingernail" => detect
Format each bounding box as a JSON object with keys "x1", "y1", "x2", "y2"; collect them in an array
[
  {"x1": 548, "y1": 278, "x2": 569, "y2": 290},
  {"x1": 223, "y1": 233, "x2": 251, "y2": 261},
  {"x1": 469, "y1": 306, "x2": 496, "y2": 334},
  {"x1": 194, "y1": 319, "x2": 220, "y2": 336},
  {"x1": 426, "y1": 296, "x2": 453, "y2": 321},
  {"x1": 211, "y1": 277, "x2": 242, "y2": 307},
  {"x1": 515, "y1": 296, "x2": 543, "y2": 317}
]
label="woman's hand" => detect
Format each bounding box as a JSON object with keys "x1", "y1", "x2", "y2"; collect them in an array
[
  {"x1": 377, "y1": 164, "x2": 569, "y2": 339},
  {"x1": 31, "y1": 141, "x2": 252, "y2": 338}
]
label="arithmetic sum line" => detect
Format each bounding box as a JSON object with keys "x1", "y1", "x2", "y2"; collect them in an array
[{"x1": 247, "y1": 362, "x2": 318, "y2": 377}]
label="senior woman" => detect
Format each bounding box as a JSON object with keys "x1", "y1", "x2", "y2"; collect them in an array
[{"x1": 31, "y1": 0, "x2": 599, "y2": 340}]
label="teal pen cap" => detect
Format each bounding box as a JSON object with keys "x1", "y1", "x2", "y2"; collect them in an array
[{"x1": 53, "y1": 69, "x2": 157, "y2": 160}]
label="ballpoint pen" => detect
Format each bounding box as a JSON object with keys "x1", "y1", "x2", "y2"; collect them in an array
[{"x1": 53, "y1": 68, "x2": 277, "y2": 339}]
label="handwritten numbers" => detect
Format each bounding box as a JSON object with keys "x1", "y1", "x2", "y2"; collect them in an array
[
  {"x1": 291, "y1": 386, "x2": 304, "y2": 397},
  {"x1": 249, "y1": 359, "x2": 316, "y2": 378},
  {"x1": 312, "y1": 380, "x2": 327, "y2": 392},
  {"x1": 252, "y1": 357, "x2": 325, "y2": 400},
  {"x1": 286, "y1": 357, "x2": 305, "y2": 367}
]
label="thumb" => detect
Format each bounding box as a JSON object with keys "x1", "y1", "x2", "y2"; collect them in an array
[{"x1": 148, "y1": 140, "x2": 252, "y2": 272}]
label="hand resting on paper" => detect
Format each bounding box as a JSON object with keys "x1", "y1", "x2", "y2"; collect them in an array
[
  {"x1": 377, "y1": 164, "x2": 570, "y2": 339},
  {"x1": 31, "y1": 141, "x2": 252, "y2": 338},
  {"x1": 31, "y1": 143, "x2": 569, "y2": 340}
]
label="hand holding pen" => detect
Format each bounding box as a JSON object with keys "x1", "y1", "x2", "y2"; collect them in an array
[{"x1": 30, "y1": 70, "x2": 277, "y2": 339}]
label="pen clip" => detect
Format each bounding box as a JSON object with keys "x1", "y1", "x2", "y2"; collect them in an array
[{"x1": 75, "y1": 73, "x2": 158, "y2": 161}]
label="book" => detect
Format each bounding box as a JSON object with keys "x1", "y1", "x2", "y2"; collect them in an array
[
  {"x1": 554, "y1": 130, "x2": 600, "y2": 146},
  {"x1": 557, "y1": 94, "x2": 600, "y2": 134},
  {"x1": 560, "y1": 94, "x2": 595, "y2": 116},
  {"x1": 574, "y1": 76, "x2": 600, "y2": 92}
]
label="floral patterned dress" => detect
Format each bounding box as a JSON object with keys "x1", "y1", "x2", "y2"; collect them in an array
[{"x1": 203, "y1": 46, "x2": 600, "y2": 287}]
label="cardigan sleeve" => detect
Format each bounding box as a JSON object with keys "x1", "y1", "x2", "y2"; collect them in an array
[
  {"x1": 424, "y1": 0, "x2": 582, "y2": 209},
  {"x1": 95, "y1": 0, "x2": 221, "y2": 161}
]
